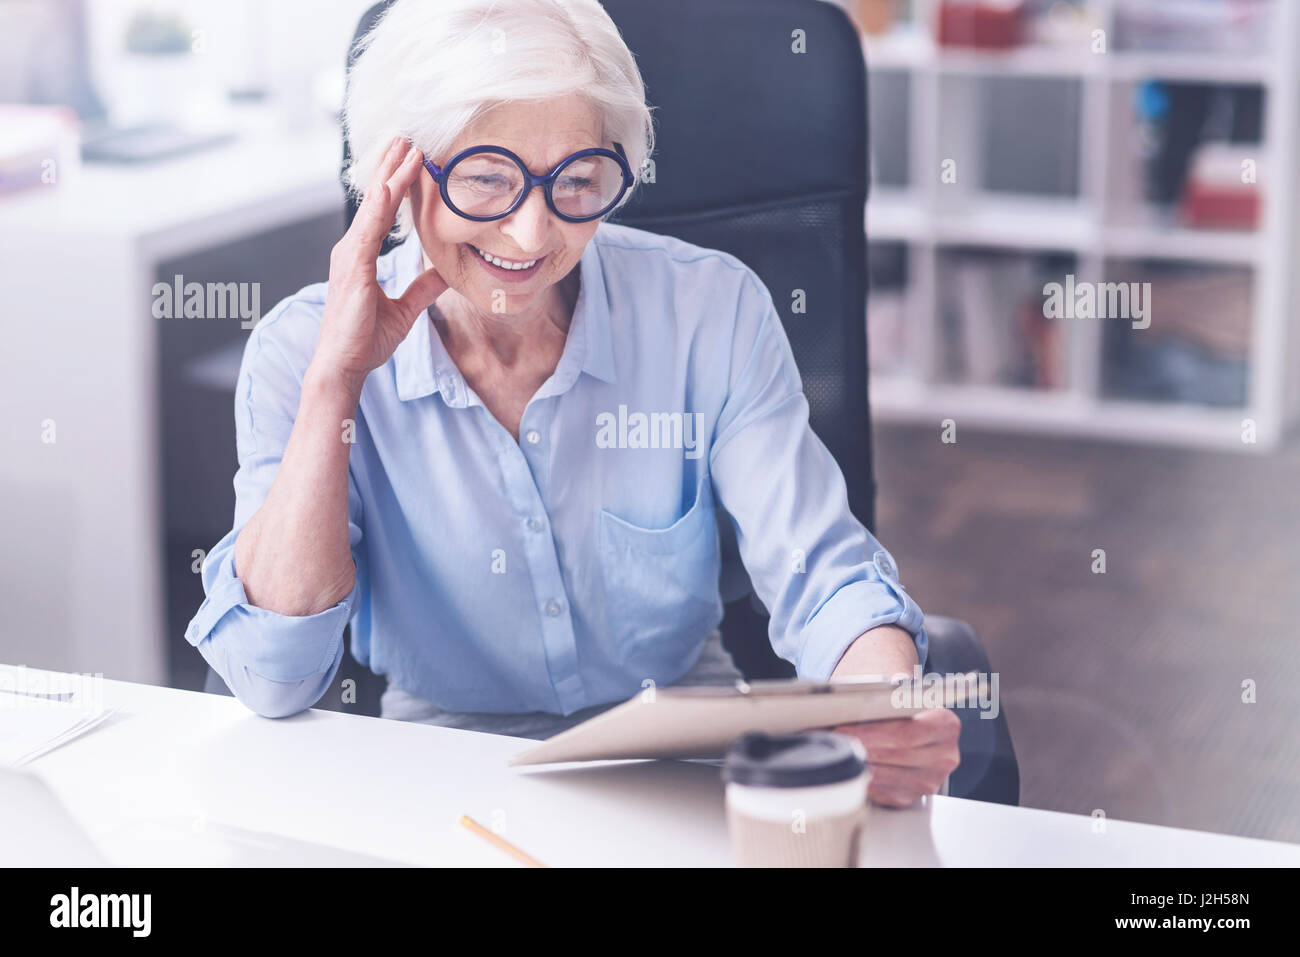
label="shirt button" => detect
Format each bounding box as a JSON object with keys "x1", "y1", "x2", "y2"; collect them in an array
[
  {"x1": 544, "y1": 599, "x2": 562, "y2": 617},
  {"x1": 525, "y1": 429, "x2": 541, "y2": 445},
  {"x1": 874, "y1": 550, "x2": 897, "y2": 579},
  {"x1": 439, "y1": 372, "x2": 458, "y2": 401},
  {"x1": 526, "y1": 516, "x2": 544, "y2": 532}
]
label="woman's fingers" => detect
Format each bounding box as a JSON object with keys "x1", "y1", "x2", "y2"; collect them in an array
[
  {"x1": 856, "y1": 739, "x2": 960, "y2": 772},
  {"x1": 869, "y1": 762, "x2": 948, "y2": 795},
  {"x1": 394, "y1": 266, "x2": 449, "y2": 321},
  {"x1": 352, "y1": 136, "x2": 404, "y2": 230},
  {"x1": 351, "y1": 137, "x2": 422, "y2": 257},
  {"x1": 379, "y1": 265, "x2": 448, "y2": 342},
  {"x1": 869, "y1": 785, "x2": 922, "y2": 808},
  {"x1": 385, "y1": 140, "x2": 426, "y2": 197},
  {"x1": 867, "y1": 763, "x2": 947, "y2": 807},
  {"x1": 830, "y1": 710, "x2": 960, "y2": 807},
  {"x1": 833, "y1": 708, "x2": 961, "y2": 753}
]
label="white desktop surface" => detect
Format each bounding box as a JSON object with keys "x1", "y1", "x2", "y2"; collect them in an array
[
  {"x1": 0, "y1": 118, "x2": 343, "y2": 250},
  {"x1": 9, "y1": 665, "x2": 1300, "y2": 868}
]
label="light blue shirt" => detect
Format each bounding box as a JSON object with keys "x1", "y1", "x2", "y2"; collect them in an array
[{"x1": 185, "y1": 222, "x2": 927, "y2": 718}]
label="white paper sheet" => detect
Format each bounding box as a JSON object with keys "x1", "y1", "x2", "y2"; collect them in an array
[{"x1": 0, "y1": 693, "x2": 119, "y2": 767}]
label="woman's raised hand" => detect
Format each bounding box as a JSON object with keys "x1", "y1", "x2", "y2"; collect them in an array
[{"x1": 312, "y1": 136, "x2": 448, "y2": 392}]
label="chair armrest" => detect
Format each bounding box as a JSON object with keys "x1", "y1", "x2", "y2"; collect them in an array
[{"x1": 924, "y1": 615, "x2": 1020, "y2": 806}]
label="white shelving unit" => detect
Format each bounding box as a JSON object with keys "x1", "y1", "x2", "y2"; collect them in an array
[{"x1": 862, "y1": 0, "x2": 1300, "y2": 451}]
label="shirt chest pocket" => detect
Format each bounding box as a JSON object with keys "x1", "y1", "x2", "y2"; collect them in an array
[{"x1": 595, "y1": 478, "x2": 723, "y2": 663}]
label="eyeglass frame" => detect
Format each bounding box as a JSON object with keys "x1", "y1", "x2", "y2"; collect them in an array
[{"x1": 421, "y1": 141, "x2": 636, "y2": 223}]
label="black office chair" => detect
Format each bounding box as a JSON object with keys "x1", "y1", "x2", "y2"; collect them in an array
[
  {"x1": 590, "y1": 0, "x2": 1017, "y2": 807},
  {"x1": 211, "y1": 0, "x2": 1019, "y2": 805}
]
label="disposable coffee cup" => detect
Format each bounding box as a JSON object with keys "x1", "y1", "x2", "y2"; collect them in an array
[{"x1": 723, "y1": 731, "x2": 870, "y2": 868}]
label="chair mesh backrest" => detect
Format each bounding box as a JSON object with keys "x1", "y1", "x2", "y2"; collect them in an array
[
  {"x1": 612, "y1": 196, "x2": 873, "y2": 527},
  {"x1": 604, "y1": 0, "x2": 874, "y2": 529}
]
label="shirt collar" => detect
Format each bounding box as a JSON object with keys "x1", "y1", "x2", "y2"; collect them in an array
[{"x1": 390, "y1": 227, "x2": 616, "y2": 404}]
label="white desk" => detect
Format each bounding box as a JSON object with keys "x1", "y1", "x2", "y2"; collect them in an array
[{"x1": 13, "y1": 666, "x2": 1300, "y2": 867}]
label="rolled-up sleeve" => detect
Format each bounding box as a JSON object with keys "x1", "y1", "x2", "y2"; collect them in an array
[
  {"x1": 708, "y1": 272, "x2": 927, "y2": 681},
  {"x1": 184, "y1": 301, "x2": 363, "y2": 718}
]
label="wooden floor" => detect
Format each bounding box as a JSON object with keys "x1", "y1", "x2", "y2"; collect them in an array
[{"x1": 872, "y1": 422, "x2": 1300, "y2": 843}]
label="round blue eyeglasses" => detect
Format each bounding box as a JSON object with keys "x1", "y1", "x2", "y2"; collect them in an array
[{"x1": 422, "y1": 142, "x2": 635, "y2": 223}]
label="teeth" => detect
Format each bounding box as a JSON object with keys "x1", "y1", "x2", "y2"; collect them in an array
[{"x1": 472, "y1": 245, "x2": 538, "y2": 270}]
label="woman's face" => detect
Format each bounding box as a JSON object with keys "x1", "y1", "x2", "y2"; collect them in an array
[{"x1": 410, "y1": 94, "x2": 605, "y2": 318}]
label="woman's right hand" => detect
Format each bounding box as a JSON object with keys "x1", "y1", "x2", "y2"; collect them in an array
[{"x1": 312, "y1": 136, "x2": 448, "y2": 392}]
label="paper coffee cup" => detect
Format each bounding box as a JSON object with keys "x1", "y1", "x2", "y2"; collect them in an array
[{"x1": 723, "y1": 731, "x2": 870, "y2": 868}]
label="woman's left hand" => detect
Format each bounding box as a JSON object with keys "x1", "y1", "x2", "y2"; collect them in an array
[{"x1": 832, "y1": 707, "x2": 962, "y2": 807}]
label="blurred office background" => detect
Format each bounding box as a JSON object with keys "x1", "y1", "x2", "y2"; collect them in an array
[{"x1": 1, "y1": 0, "x2": 1297, "y2": 843}]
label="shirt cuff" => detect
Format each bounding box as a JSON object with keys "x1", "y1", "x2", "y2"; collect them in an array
[
  {"x1": 796, "y1": 549, "x2": 928, "y2": 682},
  {"x1": 184, "y1": 573, "x2": 351, "y2": 684}
]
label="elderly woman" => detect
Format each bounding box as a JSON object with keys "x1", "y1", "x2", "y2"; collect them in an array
[{"x1": 186, "y1": 0, "x2": 958, "y2": 807}]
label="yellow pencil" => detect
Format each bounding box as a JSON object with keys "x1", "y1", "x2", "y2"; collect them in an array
[{"x1": 459, "y1": 814, "x2": 548, "y2": 868}]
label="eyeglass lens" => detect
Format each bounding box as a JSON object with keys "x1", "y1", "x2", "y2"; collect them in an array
[{"x1": 445, "y1": 152, "x2": 625, "y2": 219}]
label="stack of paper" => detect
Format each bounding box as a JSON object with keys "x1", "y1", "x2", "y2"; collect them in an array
[{"x1": 0, "y1": 688, "x2": 118, "y2": 768}]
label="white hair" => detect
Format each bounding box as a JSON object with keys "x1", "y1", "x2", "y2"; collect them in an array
[{"x1": 343, "y1": 0, "x2": 655, "y2": 240}]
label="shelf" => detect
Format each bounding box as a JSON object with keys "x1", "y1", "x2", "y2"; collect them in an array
[
  {"x1": 931, "y1": 196, "x2": 1096, "y2": 252},
  {"x1": 872, "y1": 379, "x2": 1091, "y2": 424},
  {"x1": 1102, "y1": 220, "x2": 1264, "y2": 265},
  {"x1": 863, "y1": 27, "x2": 932, "y2": 71},
  {"x1": 855, "y1": 5, "x2": 1296, "y2": 451},
  {"x1": 1107, "y1": 51, "x2": 1274, "y2": 86},
  {"x1": 862, "y1": 198, "x2": 1261, "y2": 264},
  {"x1": 865, "y1": 32, "x2": 1275, "y2": 86},
  {"x1": 866, "y1": 188, "x2": 927, "y2": 241},
  {"x1": 864, "y1": 29, "x2": 1100, "y2": 78},
  {"x1": 869, "y1": 379, "x2": 1265, "y2": 451},
  {"x1": 936, "y1": 45, "x2": 1101, "y2": 79}
]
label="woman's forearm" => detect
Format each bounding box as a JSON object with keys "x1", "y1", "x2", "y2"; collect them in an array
[
  {"x1": 830, "y1": 624, "x2": 920, "y2": 682},
  {"x1": 233, "y1": 361, "x2": 365, "y2": 617}
]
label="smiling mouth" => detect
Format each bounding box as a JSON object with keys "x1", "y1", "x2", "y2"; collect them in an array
[{"x1": 468, "y1": 244, "x2": 541, "y2": 271}]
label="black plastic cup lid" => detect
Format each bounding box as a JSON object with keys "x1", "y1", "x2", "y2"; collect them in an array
[{"x1": 723, "y1": 731, "x2": 866, "y2": 788}]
